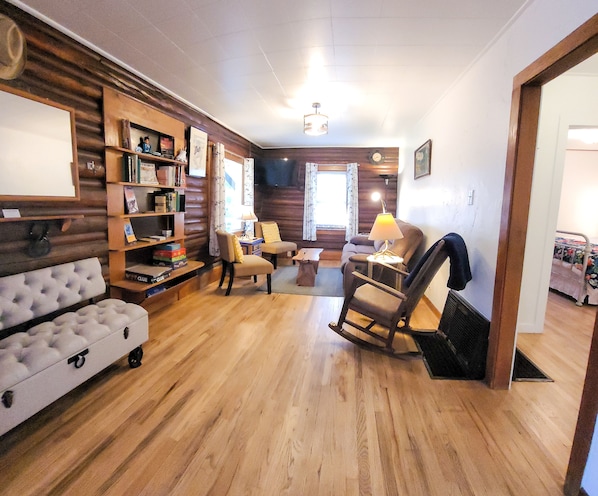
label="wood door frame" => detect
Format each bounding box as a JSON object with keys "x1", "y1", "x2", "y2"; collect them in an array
[{"x1": 487, "y1": 13, "x2": 598, "y2": 494}]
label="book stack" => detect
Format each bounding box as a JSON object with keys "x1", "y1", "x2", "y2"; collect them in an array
[
  {"x1": 125, "y1": 264, "x2": 172, "y2": 284},
  {"x1": 153, "y1": 243, "x2": 187, "y2": 269}
]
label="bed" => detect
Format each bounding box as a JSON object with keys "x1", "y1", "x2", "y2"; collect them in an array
[{"x1": 550, "y1": 230, "x2": 598, "y2": 306}]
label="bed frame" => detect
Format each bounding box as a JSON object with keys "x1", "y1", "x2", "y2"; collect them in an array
[{"x1": 550, "y1": 230, "x2": 596, "y2": 306}]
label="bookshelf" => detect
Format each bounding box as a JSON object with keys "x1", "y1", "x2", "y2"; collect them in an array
[{"x1": 103, "y1": 87, "x2": 203, "y2": 309}]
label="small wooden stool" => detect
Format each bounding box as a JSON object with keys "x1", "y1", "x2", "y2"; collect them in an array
[{"x1": 292, "y1": 248, "x2": 323, "y2": 286}]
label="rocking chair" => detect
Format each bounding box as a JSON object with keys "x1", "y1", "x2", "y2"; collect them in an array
[{"x1": 329, "y1": 233, "x2": 471, "y2": 358}]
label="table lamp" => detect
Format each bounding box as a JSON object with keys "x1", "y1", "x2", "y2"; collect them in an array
[
  {"x1": 368, "y1": 212, "x2": 403, "y2": 258},
  {"x1": 241, "y1": 205, "x2": 258, "y2": 239}
]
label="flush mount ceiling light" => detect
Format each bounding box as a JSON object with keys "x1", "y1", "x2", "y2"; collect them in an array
[{"x1": 304, "y1": 102, "x2": 328, "y2": 136}]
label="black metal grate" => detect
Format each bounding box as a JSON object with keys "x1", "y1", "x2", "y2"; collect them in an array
[{"x1": 413, "y1": 291, "x2": 490, "y2": 380}]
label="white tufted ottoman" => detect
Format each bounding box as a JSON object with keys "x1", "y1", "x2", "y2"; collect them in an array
[{"x1": 0, "y1": 258, "x2": 148, "y2": 436}]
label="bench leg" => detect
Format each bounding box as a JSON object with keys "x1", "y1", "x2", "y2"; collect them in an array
[{"x1": 128, "y1": 346, "x2": 144, "y2": 368}]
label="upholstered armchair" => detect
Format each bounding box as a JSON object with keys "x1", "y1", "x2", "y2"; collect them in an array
[
  {"x1": 216, "y1": 230, "x2": 274, "y2": 296},
  {"x1": 340, "y1": 219, "x2": 424, "y2": 295},
  {"x1": 254, "y1": 221, "x2": 297, "y2": 269}
]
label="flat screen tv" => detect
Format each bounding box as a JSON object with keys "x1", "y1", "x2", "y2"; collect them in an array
[
  {"x1": 255, "y1": 158, "x2": 296, "y2": 187},
  {"x1": 0, "y1": 83, "x2": 80, "y2": 201}
]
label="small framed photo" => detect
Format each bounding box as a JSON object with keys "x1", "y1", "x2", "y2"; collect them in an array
[
  {"x1": 159, "y1": 134, "x2": 175, "y2": 159},
  {"x1": 188, "y1": 126, "x2": 208, "y2": 177},
  {"x1": 414, "y1": 139, "x2": 432, "y2": 179}
]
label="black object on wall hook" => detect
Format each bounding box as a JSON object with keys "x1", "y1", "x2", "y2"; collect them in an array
[{"x1": 27, "y1": 222, "x2": 51, "y2": 257}]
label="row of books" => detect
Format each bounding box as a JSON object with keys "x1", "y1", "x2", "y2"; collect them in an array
[
  {"x1": 153, "y1": 191, "x2": 184, "y2": 212},
  {"x1": 123, "y1": 153, "x2": 160, "y2": 184}
]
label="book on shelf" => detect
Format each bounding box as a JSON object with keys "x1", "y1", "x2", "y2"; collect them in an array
[
  {"x1": 152, "y1": 259, "x2": 188, "y2": 270},
  {"x1": 154, "y1": 247, "x2": 186, "y2": 258},
  {"x1": 123, "y1": 186, "x2": 139, "y2": 214},
  {"x1": 154, "y1": 193, "x2": 167, "y2": 212},
  {"x1": 125, "y1": 264, "x2": 172, "y2": 284},
  {"x1": 139, "y1": 162, "x2": 159, "y2": 184},
  {"x1": 160, "y1": 242, "x2": 181, "y2": 251},
  {"x1": 153, "y1": 254, "x2": 187, "y2": 263},
  {"x1": 124, "y1": 219, "x2": 137, "y2": 244}
]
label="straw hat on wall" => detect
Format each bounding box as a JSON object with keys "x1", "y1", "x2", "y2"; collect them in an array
[{"x1": 0, "y1": 14, "x2": 27, "y2": 80}]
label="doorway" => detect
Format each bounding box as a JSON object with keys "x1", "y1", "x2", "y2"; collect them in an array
[{"x1": 488, "y1": 14, "x2": 598, "y2": 495}]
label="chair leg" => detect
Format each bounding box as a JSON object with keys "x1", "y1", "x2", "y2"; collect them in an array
[
  {"x1": 266, "y1": 273, "x2": 272, "y2": 294},
  {"x1": 292, "y1": 250, "x2": 296, "y2": 265},
  {"x1": 271, "y1": 254, "x2": 278, "y2": 269},
  {"x1": 253, "y1": 275, "x2": 257, "y2": 283},
  {"x1": 225, "y1": 264, "x2": 235, "y2": 296},
  {"x1": 219, "y1": 261, "x2": 228, "y2": 288}
]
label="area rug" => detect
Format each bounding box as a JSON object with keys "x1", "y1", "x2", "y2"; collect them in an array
[
  {"x1": 258, "y1": 266, "x2": 344, "y2": 297},
  {"x1": 512, "y1": 349, "x2": 553, "y2": 382}
]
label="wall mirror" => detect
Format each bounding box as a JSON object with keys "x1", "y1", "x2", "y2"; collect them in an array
[{"x1": 0, "y1": 83, "x2": 80, "y2": 201}]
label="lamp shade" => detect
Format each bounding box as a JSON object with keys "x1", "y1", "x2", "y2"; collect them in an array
[
  {"x1": 241, "y1": 205, "x2": 258, "y2": 221},
  {"x1": 368, "y1": 213, "x2": 403, "y2": 242},
  {"x1": 304, "y1": 102, "x2": 328, "y2": 136}
]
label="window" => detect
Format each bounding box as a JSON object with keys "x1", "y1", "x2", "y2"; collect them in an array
[
  {"x1": 315, "y1": 170, "x2": 347, "y2": 228},
  {"x1": 224, "y1": 157, "x2": 243, "y2": 232}
]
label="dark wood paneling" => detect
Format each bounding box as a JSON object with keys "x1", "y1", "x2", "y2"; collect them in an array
[
  {"x1": 0, "y1": 3, "x2": 398, "y2": 279},
  {"x1": 254, "y1": 147, "x2": 399, "y2": 253},
  {"x1": 0, "y1": 3, "x2": 255, "y2": 278}
]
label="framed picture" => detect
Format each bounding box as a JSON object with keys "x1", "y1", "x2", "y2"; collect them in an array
[
  {"x1": 159, "y1": 133, "x2": 174, "y2": 159},
  {"x1": 188, "y1": 126, "x2": 208, "y2": 177},
  {"x1": 414, "y1": 139, "x2": 432, "y2": 179}
]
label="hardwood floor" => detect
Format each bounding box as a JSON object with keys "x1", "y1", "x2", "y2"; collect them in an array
[{"x1": 0, "y1": 274, "x2": 594, "y2": 495}]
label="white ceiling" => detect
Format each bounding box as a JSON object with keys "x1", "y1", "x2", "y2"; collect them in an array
[{"x1": 11, "y1": 0, "x2": 535, "y2": 148}]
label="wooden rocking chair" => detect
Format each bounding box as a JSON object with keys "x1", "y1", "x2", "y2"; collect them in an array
[{"x1": 329, "y1": 237, "x2": 457, "y2": 358}]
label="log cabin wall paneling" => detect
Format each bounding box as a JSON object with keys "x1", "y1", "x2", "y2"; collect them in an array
[
  {"x1": 254, "y1": 148, "x2": 399, "y2": 255},
  {"x1": 0, "y1": 2, "x2": 258, "y2": 278},
  {"x1": 0, "y1": 3, "x2": 397, "y2": 278}
]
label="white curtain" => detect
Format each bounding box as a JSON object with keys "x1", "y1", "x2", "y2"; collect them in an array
[
  {"x1": 243, "y1": 157, "x2": 255, "y2": 237},
  {"x1": 346, "y1": 162, "x2": 359, "y2": 241},
  {"x1": 303, "y1": 162, "x2": 318, "y2": 241},
  {"x1": 209, "y1": 142, "x2": 226, "y2": 256}
]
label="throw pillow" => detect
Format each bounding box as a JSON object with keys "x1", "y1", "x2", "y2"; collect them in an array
[
  {"x1": 262, "y1": 223, "x2": 282, "y2": 243},
  {"x1": 233, "y1": 236, "x2": 244, "y2": 263}
]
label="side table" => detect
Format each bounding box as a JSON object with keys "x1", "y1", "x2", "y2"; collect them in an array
[
  {"x1": 366, "y1": 254, "x2": 404, "y2": 289},
  {"x1": 239, "y1": 237, "x2": 264, "y2": 256}
]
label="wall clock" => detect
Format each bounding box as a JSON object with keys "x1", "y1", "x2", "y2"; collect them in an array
[{"x1": 368, "y1": 150, "x2": 385, "y2": 165}]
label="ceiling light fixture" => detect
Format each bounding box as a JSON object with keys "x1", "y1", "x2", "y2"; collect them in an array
[{"x1": 304, "y1": 102, "x2": 328, "y2": 136}]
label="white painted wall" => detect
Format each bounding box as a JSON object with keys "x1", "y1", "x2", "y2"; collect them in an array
[
  {"x1": 397, "y1": 0, "x2": 598, "y2": 320},
  {"x1": 582, "y1": 415, "x2": 598, "y2": 494},
  {"x1": 518, "y1": 75, "x2": 598, "y2": 333},
  {"x1": 558, "y1": 150, "x2": 598, "y2": 234}
]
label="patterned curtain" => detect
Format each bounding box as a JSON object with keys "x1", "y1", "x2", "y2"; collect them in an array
[
  {"x1": 303, "y1": 162, "x2": 318, "y2": 241},
  {"x1": 243, "y1": 157, "x2": 255, "y2": 237},
  {"x1": 209, "y1": 142, "x2": 226, "y2": 256},
  {"x1": 346, "y1": 162, "x2": 359, "y2": 241}
]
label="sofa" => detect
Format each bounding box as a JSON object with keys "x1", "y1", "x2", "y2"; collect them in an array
[
  {"x1": 0, "y1": 257, "x2": 148, "y2": 436},
  {"x1": 340, "y1": 219, "x2": 424, "y2": 295}
]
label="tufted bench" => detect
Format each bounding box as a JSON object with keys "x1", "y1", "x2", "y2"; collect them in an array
[{"x1": 0, "y1": 257, "x2": 148, "y2": 436}]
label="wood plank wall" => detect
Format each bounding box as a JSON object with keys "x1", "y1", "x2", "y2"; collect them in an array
[
  {"x1": 0, "y1": 3, "x2": 398, "y2": 277},
  {"x1": 254, "y1": 148, "x2": 399, "y2": 255},
  {"x1": 0, "y1": 3, "x2": 259, "y2": 278}
]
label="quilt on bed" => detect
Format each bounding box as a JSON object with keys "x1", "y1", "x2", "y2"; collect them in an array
[{"x1": 553, "y1": 236, "x2": 598, "y2": 289}]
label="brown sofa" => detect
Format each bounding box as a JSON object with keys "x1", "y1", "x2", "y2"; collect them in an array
[{"x1": 340, "y1": 219, "x2": 424, "y2": 295}]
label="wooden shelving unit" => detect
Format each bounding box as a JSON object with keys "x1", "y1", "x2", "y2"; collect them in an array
[{"x1": 103, "y1": 87, "x2": 203, "y2": 310}]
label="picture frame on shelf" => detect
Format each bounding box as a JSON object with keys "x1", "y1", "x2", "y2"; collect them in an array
[
  {"x1": 159, "y1": 133, "x2": 175, "y2": 159},
  {"x1": 414, "y1": 139, "x2": 432, "y2": 179},
  {"x1": 188, "y1": 126, "x2": 208, "y2": 177}
]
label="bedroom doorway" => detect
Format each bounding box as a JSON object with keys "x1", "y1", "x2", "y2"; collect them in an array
[{"x1": 489, "y1": 14, "x2": 598, "y2": 495}]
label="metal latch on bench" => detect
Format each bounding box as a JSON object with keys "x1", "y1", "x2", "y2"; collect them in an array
[{"x1": 67, "y1": 349, "x2": 89, "y2": 369}]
